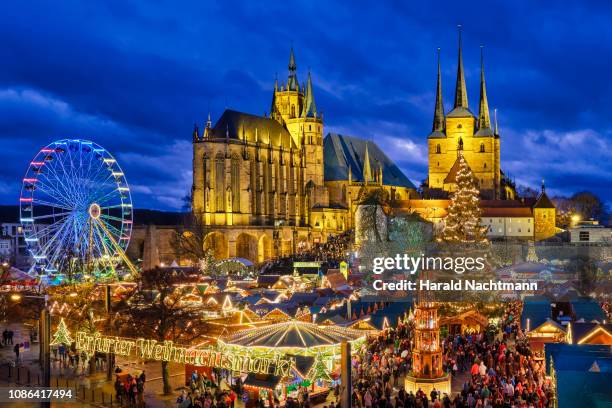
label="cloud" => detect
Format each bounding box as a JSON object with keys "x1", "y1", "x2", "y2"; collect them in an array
[
  {"x1": 0, "y1": 0, "x2": 611, "y2": 209},
  {"x1": 501, "y1": 127, "x2": 611, "y2": 200},
  {"x1": 117, "y1": 140, "x2": 193, "y2": 210}
]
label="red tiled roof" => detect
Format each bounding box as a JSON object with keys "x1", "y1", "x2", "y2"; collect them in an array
[{"x1": 481, "y1": 207, "x2": 533, "y2": 217}]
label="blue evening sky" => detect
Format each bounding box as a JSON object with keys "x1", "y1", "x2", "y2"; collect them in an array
[{"x1": 1, "y1": 1, "x2": 611, "y2": 210}]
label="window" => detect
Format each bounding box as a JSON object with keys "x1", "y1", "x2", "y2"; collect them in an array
[
  {"x1": 309, "y1": 125, "x2": 311, "y2": 131},
  {"x1": 291, "y1": 104, "x2": 295, "y2": 117},
  {"x1": 458, "y1": 138, "x2": 463, "y2": 150},
  {"x1": 484, "y1": 163, "x2": 487, "y2": 169},
  {"x1": 518, "y1": 228, "x2": 522, "y2": 233},
  {"x1": 579, "y1": 231, "x2": 590, "y2": 241},
  {"x1": 437, "y1": 162, "x2": 439, "y2": 166},
  {"x1": 457, "y1": 124, "x2": 463, "y2": 129},
  {"x1": 480, "y1": 143, "x2": 485, "y2": 153},
  {"x1": 528, "y1": 228, "x2": 531, "y2": 233},
  {"x1": 436, "y1": 144, "x2": 441, "y2": 154},
  {"x1": 231, "y1": 156, "x2": 241, "y2": 212},
  {"x1": 215, "y1": 154, "x2": 225, "y2": 211}
]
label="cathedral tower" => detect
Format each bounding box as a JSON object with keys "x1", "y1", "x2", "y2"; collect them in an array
[
  {"x1": 427, "y1": 29, "x2": 501, "y2": 199},
  {"x1": 271, "y1": 49, "x2": 325, "y2": 202}
]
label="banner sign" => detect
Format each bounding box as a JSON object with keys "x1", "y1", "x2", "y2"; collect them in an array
[
  {"x1": 293, "y1": 262, "x2": 321, "y2": 268},
  {"x1": 75, "y1": 332, "x2": 292, "y2": 376}
]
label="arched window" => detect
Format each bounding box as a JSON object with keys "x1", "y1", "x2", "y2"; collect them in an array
[
  {"x1": 480, "y1": 143, "x2": 485, "y2": 153},
  {"x1": 436, "y1": 144, "x2": 441, "y2": 154},
  {"x1": 308, "y1": 125, "x2": 311, "y2": 131},
  {"x1": 231, "y1": 156, "x2": 241, "y2": 212},
  {"x1": 458, "y1": 138, "x2": 464, "y2": 150},
  {"x1": 215, "y1": 154, "x2": 225, "y2": 212},
  {"x1": 291, "y1": 104, "x2": 296, "y2": 118},
  {"x1": 484, "y1": 163, "x2": 487, "y2": 169}
]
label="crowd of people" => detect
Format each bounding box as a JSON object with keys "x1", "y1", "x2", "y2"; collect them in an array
[
  {"x1": 344, "y1": 301, "x2": 555, "y2": 408},
  {"x1": 176, "y1": 370, "x2": 237, "y2": 408},
  {"x1": 262, "y1": 231, "x2": 354, "y2": 275},
  {"x1": 50, "y1": 342, "x2": 108, "y2": 374},
  {"x1": 114, "y1": 368, "x2": 146, "y2": 407}
]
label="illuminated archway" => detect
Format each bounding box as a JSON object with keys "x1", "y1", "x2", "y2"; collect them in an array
[
  {"x1": 236, "y1": 233, "x2": 258, "y2": 263},
  {"x1": 258, "y1": 235, "x2": 272, "y2": 263},
  {"x1": 203, "y1": 232, "x2": 228, "y2": 260}
]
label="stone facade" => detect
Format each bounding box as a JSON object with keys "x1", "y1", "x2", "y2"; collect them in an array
[{"x1": 426, "y1": 36, "x2": 512, "y2": 200}]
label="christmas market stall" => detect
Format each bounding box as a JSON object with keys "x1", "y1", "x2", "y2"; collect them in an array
[{"x1": 218, "y1": 320, "x2": 366, "y2": 406}]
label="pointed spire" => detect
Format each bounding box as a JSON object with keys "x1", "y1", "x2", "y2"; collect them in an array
[
  {"x1": 302, "y1": 71, "x2": 317, "y2": 118},
  {"x1": 431, "y1": 48, "x2": 445, "y2": 135},
  {"x1": 454, "y1": 25, "x2": 468, "y2": 109},
  {"x1": 192, "y1": 123, "x2": 199, "y2": 142},
  {"x1": 206, "y1": 113, "x2": 212, "y2": 129},
  {"x1": 363, "y1": 142, "x2": 372, "y2": 184},
  {"x1": 477, "y1": 46, "x2": 492, "y2": 131},
  {"x1": 287, "y1": 47, "x2": 299, "y2": 91},
  {"x1": 541, "y1": 179, "x2": 545, "y2": 193},
  {"x1": 494, "y1": 108, "x2": 499, "y2": 136},
  {"x1": 348, "y1": 165, "x2": 352, "y2": 183}
]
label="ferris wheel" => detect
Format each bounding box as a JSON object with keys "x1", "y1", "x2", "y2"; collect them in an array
[{"x1": 19, "y1": 139, "x2": 136, "y2": 282}]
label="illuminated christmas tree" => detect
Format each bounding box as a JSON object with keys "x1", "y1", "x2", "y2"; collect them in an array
[
  {"x1": 442, "y1": 154, "x2": 487, "y2": 243},
  {"x1": 308, "y1": 353, "x2": 332, "y2": 382},
  {"x1": 50, "y1": 318, "x2": 74, "y2": 346}
]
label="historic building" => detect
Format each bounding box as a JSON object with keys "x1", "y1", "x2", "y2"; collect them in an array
[
  {"x1": 425, "y1": 32, "x2": 515, "y2": 200},
  {"x1": 190, "y1": 49, "x2": 415, "y2": 262},
  {"x1": 131, "y1": 39, "x2": 559, "y2": 267}
]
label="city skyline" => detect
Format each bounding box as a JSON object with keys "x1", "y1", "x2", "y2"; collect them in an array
[{"x1": 1, "y1": 1, "x2": 611, "y2": 210}]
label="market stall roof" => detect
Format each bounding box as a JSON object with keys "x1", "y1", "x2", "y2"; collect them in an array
[
  {"x1": 243, "y1": 373, "x2": 282, "y2": 391},
  {"x1": 1, "y1": 267, "x2": 37, "y2": 284},
  {"x1": 571, "y1": 298, "x2": 606, "y2": 323},
  {"x1": 221, "y1": 320, "x2": 365, "y2": 349},
  {"x1": 222, "y1": 257, "x2": 254, "y2": 267}
]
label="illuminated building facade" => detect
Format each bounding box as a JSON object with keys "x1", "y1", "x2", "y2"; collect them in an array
[
  {"x1": 425, "y1": 32, "x2": 516, "y2": 200},
  {"x1": 190, "y1": 49, "x2": 417, "y2": 261}
]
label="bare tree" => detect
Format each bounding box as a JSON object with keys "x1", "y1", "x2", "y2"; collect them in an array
[
  {"x1": 169, "y1": 213, "x2": 215, "y2": 270},
  {"x1": 115, "y1": 267, "x2": 209, "y2": 394}
]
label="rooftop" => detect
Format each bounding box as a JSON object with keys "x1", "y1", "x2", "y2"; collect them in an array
[{"x1": 323, "y1": 133, "x2": 415, "y2": 188}]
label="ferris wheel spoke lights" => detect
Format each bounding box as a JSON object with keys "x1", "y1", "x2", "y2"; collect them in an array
[{"x1": 20, "y1": 139, "x2": 134, "y2": 282}]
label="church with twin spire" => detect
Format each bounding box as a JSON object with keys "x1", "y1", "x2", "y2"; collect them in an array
[
  {"x1": 425, "y1": 31, "x2": 516, "y2": 201},
  {"x1": 130, "y1": 36, "x2": 558, "y2": 267}
]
